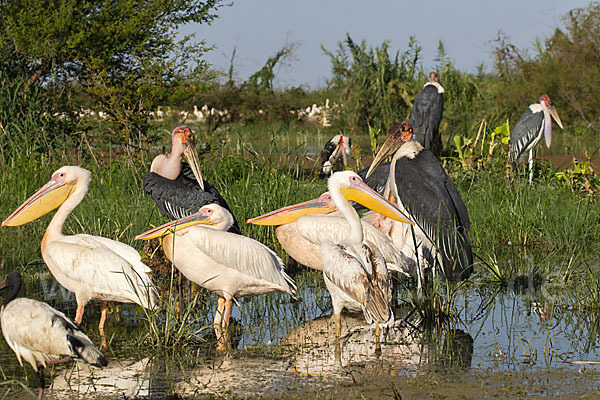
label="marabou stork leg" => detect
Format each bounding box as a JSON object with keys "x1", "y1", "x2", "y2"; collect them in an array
[
  {"x1": 99, "y1": 302, "x2": 109, "y2": 351},
  {"x1": 528, "y1": 149, "x2": 534, "y2": 184}
]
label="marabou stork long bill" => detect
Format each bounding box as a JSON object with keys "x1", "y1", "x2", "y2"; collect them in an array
[
  {"x1": 411, "y1": 72, "x2": 444, "y2": 157},
  {"x1": 362, "y1": 122, "x2": 473, "y2": 283},
  {"x1": 143, "y1": 126, "x2": 241, "y2": 234},
  {"x1": 135, "y1": 204, "x2": 296, "y2": 350},
  {"x1": 1, "y1": 272, "x2": 107, "y2": 400},
  {"x1": 509, "y1": 94, "x2": 564, "y2": 183},
  {"x1": 321, "y1": 134, "x2": 352, "y2": 175},
  {"x1": 1, "y1": 166, "x2": 159, "y2": 344}
]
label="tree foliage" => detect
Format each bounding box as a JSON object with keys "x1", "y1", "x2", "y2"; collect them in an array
[
  {"x1": 492, "y1": 2, "x2": 600, "y2": 132},
  {"x1": 0, "y1": 0, "x2": 222, "y2": 143},
  {"x1": 322, "y1": 34, "x2": 421, "y2": 135}
]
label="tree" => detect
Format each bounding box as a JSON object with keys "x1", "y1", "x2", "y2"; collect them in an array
[
  {"x1": 322, "y1": 34, "x2": 420, "y2": 135},
  {"x1": 492, "y1": 2, "x2": 600, "y2": 130},
  {"x1": 0, "y1": 0, "x2": 223, "y2": 144}
]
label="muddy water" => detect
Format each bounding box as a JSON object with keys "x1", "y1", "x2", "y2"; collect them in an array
[{"x1": 2, "y1": 256, "x2": 600, "y2": 399}]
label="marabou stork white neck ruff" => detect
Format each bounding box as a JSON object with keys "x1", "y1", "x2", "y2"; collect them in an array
[{"x1": 2, "y1": 166, "x2": 159, "y2": 342}]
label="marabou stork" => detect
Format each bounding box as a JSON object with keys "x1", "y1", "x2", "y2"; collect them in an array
[
  {"x1": 143, "y1": 126, "x2": 241, "y2": 234},
  {"x1": 320, "y1": 134, "x2": 352, "y2": 175},
  {"x1": 1, "y1": 271, "x2": 107, "y2": 400},
  {"x1": 247, "y1": 193, "x2": 416, "y2": 275},
  {"x1": 410, "y1": 72, "x2": 444, "y2": 157},
  {"x1": 362, "y1": 122, "x2": 473, "y2": 282},
  {"x1": 250, "y1": 171, "x2": 413, "y2": 341},
  {"x1": 2, "y1": 166, "x2": 159, "y2": 343},
  {"x1": 135, "y1": 204, "x2": 296, "y2": 350},
  {"x1": 509, "y1": 94, "x2": 564, "y2": 183}
]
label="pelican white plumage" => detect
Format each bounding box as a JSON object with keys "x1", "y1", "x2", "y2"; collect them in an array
[
  {"x1": 1, "y1": 166, "x2": 159, "y2": 340},
  {"x1": 135, "y1": 203, "x2": 296, "y2": 349},
  {"x1": 249, "y1": 171, "x2": 413, "y2": 340},
  {"x1": 0, "y1": 271, "x2": 107, "y2": 400},
  {"x1": 247, "y1": 193, "x2": 416, "y2": 275}
]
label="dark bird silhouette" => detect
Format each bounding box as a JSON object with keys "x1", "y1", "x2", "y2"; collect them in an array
[
  {"x1": 360, "y1": 122, "x2": 473, "y2": 282},
  {"x1": 0, "y1": 271, "x2": 107, "y2": 400},
  {"x1": 410, "y1": 72, "x2": 444, "y2": 157},
  {"x1": 143, "y1": 126, "x2": 241, "y2": 234},
  {"x1": 509, "y1": 94, "x2": 563, "y2": 183},
  {"x1": 320, "y1": 134, "x2": 352, "y2": 175}
]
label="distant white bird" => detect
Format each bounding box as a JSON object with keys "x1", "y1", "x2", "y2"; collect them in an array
[
  {"x1": 0, "y1": 271, "x2": 107, "y2": 400},
  {"x1": 135, "y1": 204, "x2": 296, "y2": 350},
  {"x1": 2, "y1": 166, "x2": 159, "y2": 342}
]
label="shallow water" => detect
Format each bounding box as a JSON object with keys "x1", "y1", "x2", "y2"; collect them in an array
[{"x1": 2, "y1": 254, "x2": 600, "y2": 399}]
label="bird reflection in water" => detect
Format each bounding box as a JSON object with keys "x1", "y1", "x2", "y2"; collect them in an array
[{"x1": 284, "y1": 305, "x2": 473, "y2": 379}]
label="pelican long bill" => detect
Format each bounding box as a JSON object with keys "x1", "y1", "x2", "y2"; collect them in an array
[
  {"x1": 135, "y1": 212, "x2": 215, "y2": 240},
  {"x1": 2, "y1": 179, "x2": 76, "y2": 227},
  {"x1": 246, "y1": 193, "x2": 337, "y2": 226},
  {"x1": 340, "y1": 178, "x2": 413, "y2": 225}
]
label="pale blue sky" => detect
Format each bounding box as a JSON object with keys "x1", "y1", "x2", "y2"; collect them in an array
[{"x1": 190, "y1": 0, "x2": 592, "y2": 88}]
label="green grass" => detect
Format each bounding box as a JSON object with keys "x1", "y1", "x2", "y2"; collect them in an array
[{"x1": 1, "y1": 121, "x2": 600, "y2": 361}]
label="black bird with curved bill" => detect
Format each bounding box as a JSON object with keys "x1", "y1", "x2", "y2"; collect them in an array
[
  {"x1": 359, "y1": 122, "x2": 473, "y2": 282},
  {"x1": 509, "y1": 94, "x2": 564, "y2": 183},
  {"x1": 0, "y1": 271, "x2": 107, "y2": 400},
  {"x1": 320, "y1": 134, "x2": 352, "y2": 175},
  {"x1": 143, "y1": 126, "x2": 241, "y2": 234},
  {"x1": 410, "y1": 72, "x2": 444, "y2": 157}
]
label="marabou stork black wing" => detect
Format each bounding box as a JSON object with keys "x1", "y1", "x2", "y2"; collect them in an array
[
  {"x1": 358, "y1": 162, "x2": 389, "y2": 195},
  {"x1": 411, "y1": 85, "x2": 444, "y2": 156},
  {"x1": 358, "y1": 153, "x2": 473, "y2": 281},
  {"x1": 143, "y1": 162, "x2": 241, "y2": 234},
  {"x1": 393, "y1": 150, "x2": 472, "y2": 281},
  {"x1": 509, "y1": 106, "x2": 544, "y2": 164}
]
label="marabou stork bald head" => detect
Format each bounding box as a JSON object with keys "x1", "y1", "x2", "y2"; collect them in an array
[
  {"x1": 172, "y1": 125, "x2": 205, "y2": 190},
  {"x1": 428, "y1": 71, "x2": 438, "y2": 82}
]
